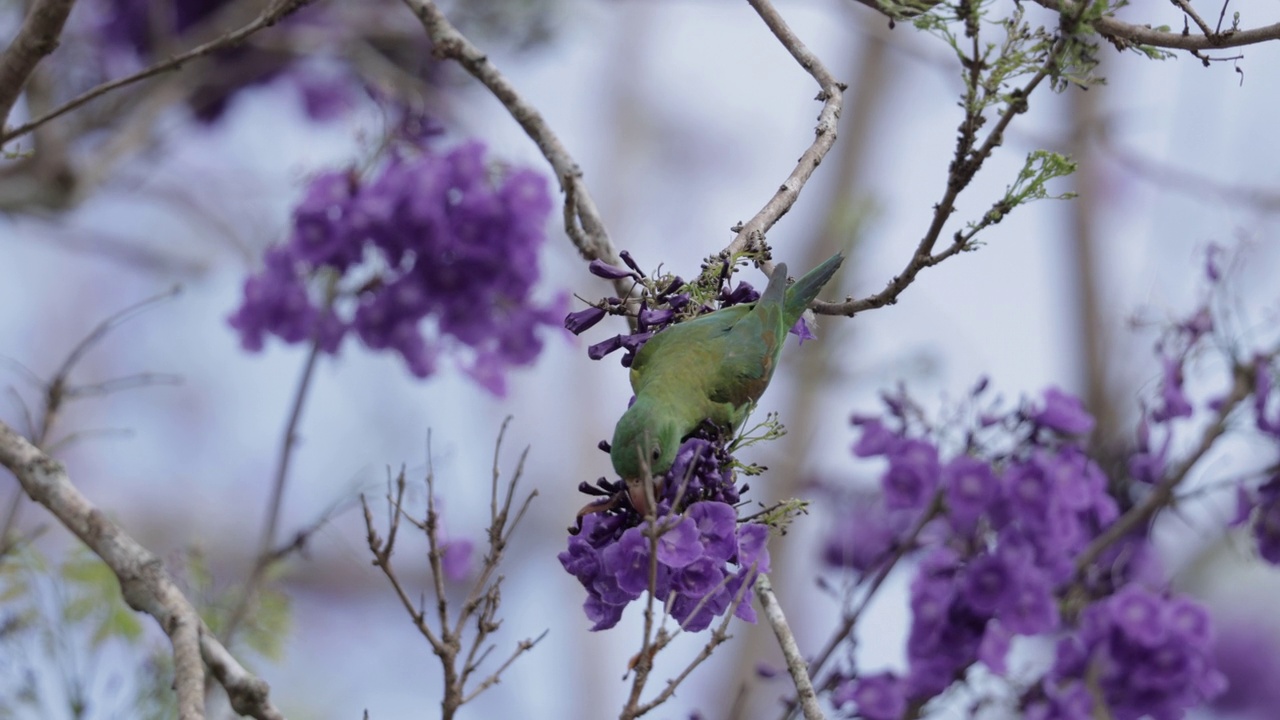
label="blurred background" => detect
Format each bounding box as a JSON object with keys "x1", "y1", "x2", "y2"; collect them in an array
[{"x1": 2, "y1": 0, "x2": 1280, "y2": 717}]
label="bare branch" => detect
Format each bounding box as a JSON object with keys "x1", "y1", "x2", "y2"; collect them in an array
[
  {"x1": 728, "y1": 0, "x2": 846, "y2": 262},
  {"x1": 0, "y1": 0, "x2": 316, "y2": 148},
  {"x1": 755, "y1": 575, "x2": 824, "y2": 720},
  {"x1": 814, "y1": 5, "x2": 1084, "y2": 318},
  {"x1": 365, "y1": 423, "x2": 544, "y2": 719},
  {"x1": 1031, "y1": 0, "x2": 1280, "y2": 51},
  {"x1": 0, "y1": 420, "x2": 283, "y2": 720},
  {"x1": 398, "y1": 0, "x2": 635, "y2": 296},
  {"x1": 0, "y1": 0, "x2": 78, "y2": 128}
]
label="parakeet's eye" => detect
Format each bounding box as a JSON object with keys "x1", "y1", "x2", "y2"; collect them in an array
[{"x1": 650, "y1": 446, "x2": 662, "y2": 461}]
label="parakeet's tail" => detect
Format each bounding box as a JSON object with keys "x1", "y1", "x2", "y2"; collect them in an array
[{"x1": 782, "y1": 252, "x2": 844, "y2": 325}]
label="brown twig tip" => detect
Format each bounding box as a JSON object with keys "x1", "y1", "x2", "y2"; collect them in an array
[{"x1": 363, "y1": 421, "x2": 542, "y2": 719}]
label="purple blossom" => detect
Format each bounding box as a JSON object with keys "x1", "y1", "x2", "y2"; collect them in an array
[
  {"x1": 848, "y1": 673, "x2": 907, "y2": 720},
  {"x1": 1033, "y1": 387, "x2": 1096, "y2": 435},
  {"x1": 960, "y1": 552, "x2": 1010, "y2": 614},
  {"x1": 588, "y1": 259, "x2": 639, "y2": 281},
  {"x1": 943, "y1": 455, "x2": 999, "y2": 532},
  {"x1": 1211, "y1": 616, "x2": 1280, "y2": 716},
  {"x1": 1152, "y1": 355, "x2": 1194, "y2": 422},
  {"x1": 638, "y1": 306, "x2": 675, "y2": 329},
  {"x1": 654, "y1": 517, "x2": 703, "y2": 569},
  {"x1": 822, "y1": 493, "x2": 906, "y2": 574},
  {"x1": 852, "y1": 417, "x2": 902, "y2": 458},
  {"x1": 1111, "y1": 584, "x2": 1168, "y2": 647},
  {"x1": 673, "y1": 557, "x2": 725, "y2": 596},
  {"x1": 1045, "y1": 586, "x2": 1224, "y2": 719},
  {"x1": 882, "y1": 439, "x2": 940, "y2": 510},
  {"x1": 1025, "y1": 683, "x2": 1093, "y2": 720},
  {"x1": 790, "y1": 316, "x2": 816, "y2": 345},
  {"x1": 227, "y1": 249, "x2": 316, "y2": 351},
  {"x1": 1252, "y1": 478, "x2": 1280, "y2": 564},
  {"x1": 562, "y1": 438, "x2": 765, "y2": 633},
  {"x1": 978, "y1": 620, "x2": 1011, "y2": 674},
  {"x1": 565, "y1": 306, "x2": 607, "y2": 334},
  {"x1": 228, "y1": 139, "x2": 562, "y2": 395},
  {"x1": 997, "y1": 564, "x2": 1059, "y2": 635},
  {"x1": 602, "y1": 526, "x2": 657, "y2": 596},
  {"x1": 735, "y1": 523, "x2": 771, "y2": 575},
  {"x1": 441, "y1": 539, "x2": 473, "y2": 582},
  {"x1": 689, "y1": 501, "x2": 737, "y2": 562},
  {"x1": 587, "y1": 334, "x2": 624, "y2": 360}
]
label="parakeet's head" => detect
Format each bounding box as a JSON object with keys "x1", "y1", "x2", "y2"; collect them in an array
[{"x1": 610, "y1": 398, "x2": 684, "y2": 487}]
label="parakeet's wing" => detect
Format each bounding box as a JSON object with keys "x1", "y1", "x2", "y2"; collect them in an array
[
  {"x1": 703, "y1": 305, "x2": 781, "y2": 413},
  {"x1": 628, "y1": 305, "x2": 750, "y2": 394}
]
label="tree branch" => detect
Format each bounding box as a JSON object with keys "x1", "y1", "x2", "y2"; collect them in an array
[
  {"x1": 728, "y1": 0, "x2": 846, "y2": 263},
  {"x1": 1031, "y1": 0, "x2": 1280, "y2": 51},
  {"x1": 0, "y1": 0, "x2": 78, "y2": 129},
  {"x1": 399, "y1": 0, "x2": 631, "y2": 294},
  {"x1": 0, "y1": 420, "x2": 284, "y2": 720},
  {"x1": 0, "y1": 0, "x2": 315, "y2": 148},
  {"x1": 755, "y1": 575, "x2": 825, "y2": 720},
  {"x1": 813, "y1": 3, "x2": 1084, "y2": 318}
]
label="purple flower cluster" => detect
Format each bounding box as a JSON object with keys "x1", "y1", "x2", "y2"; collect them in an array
[
  {"x1": 854, "y1": 399, "x2": 1117, "y2": 660},
  {"x1": 1035, "y1": 584, "x2": 1224, "y2": 720},
  {"x1": 228, "y1": 140, "x2": 564, "y2": 395},
  {"x1": 562, "y1": 429, "x2": 767, "y2": 631},
  {"x1": 825, "y1": 385, "x2": 1226, "y2": 717},
  {"x1": 559, "y1": 501, "x2": 770, "y2": 632}
]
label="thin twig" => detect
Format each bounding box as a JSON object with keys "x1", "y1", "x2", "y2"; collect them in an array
[
  {"x1": 460, "y1": 629, "x2": 549, "y2": 704},
  {"x1": 222, "y1": 336, "x2": 323, "y2": 645},
  {"x1": 0, "y1": 0, "x2": 315, "y2": 147},
  {"x1": 630, "y1": 568, "x2": 756, "y2": 717},
  {"x1": 756, "y1": 575, "x2": 824, "y2": 720},
  {"x1": 1073, "y1": 361, "x2": 1254, "y2": 574},
  {"x1": 797, "y1": 493, "x2": 943, "y2": 713},
  {"x1": 1170, "y1": 0, "x2": 1214, "y2": 36},
  {"x1": 363, "y1": 422, "x2": 544, "y2": 719}
]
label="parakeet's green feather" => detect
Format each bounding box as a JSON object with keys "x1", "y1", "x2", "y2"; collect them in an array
[{"x1": 610, "y1": 253, "x2": 844, "y2": 487}]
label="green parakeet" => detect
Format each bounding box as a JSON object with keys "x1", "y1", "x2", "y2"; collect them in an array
[{"x1": 610, "y1": 253, "x2": 845, "y2": 511}]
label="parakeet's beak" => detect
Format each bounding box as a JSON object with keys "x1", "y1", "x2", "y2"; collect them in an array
[{"x1": 625, "y1": 475, "x2": 663, "y2": 517}]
